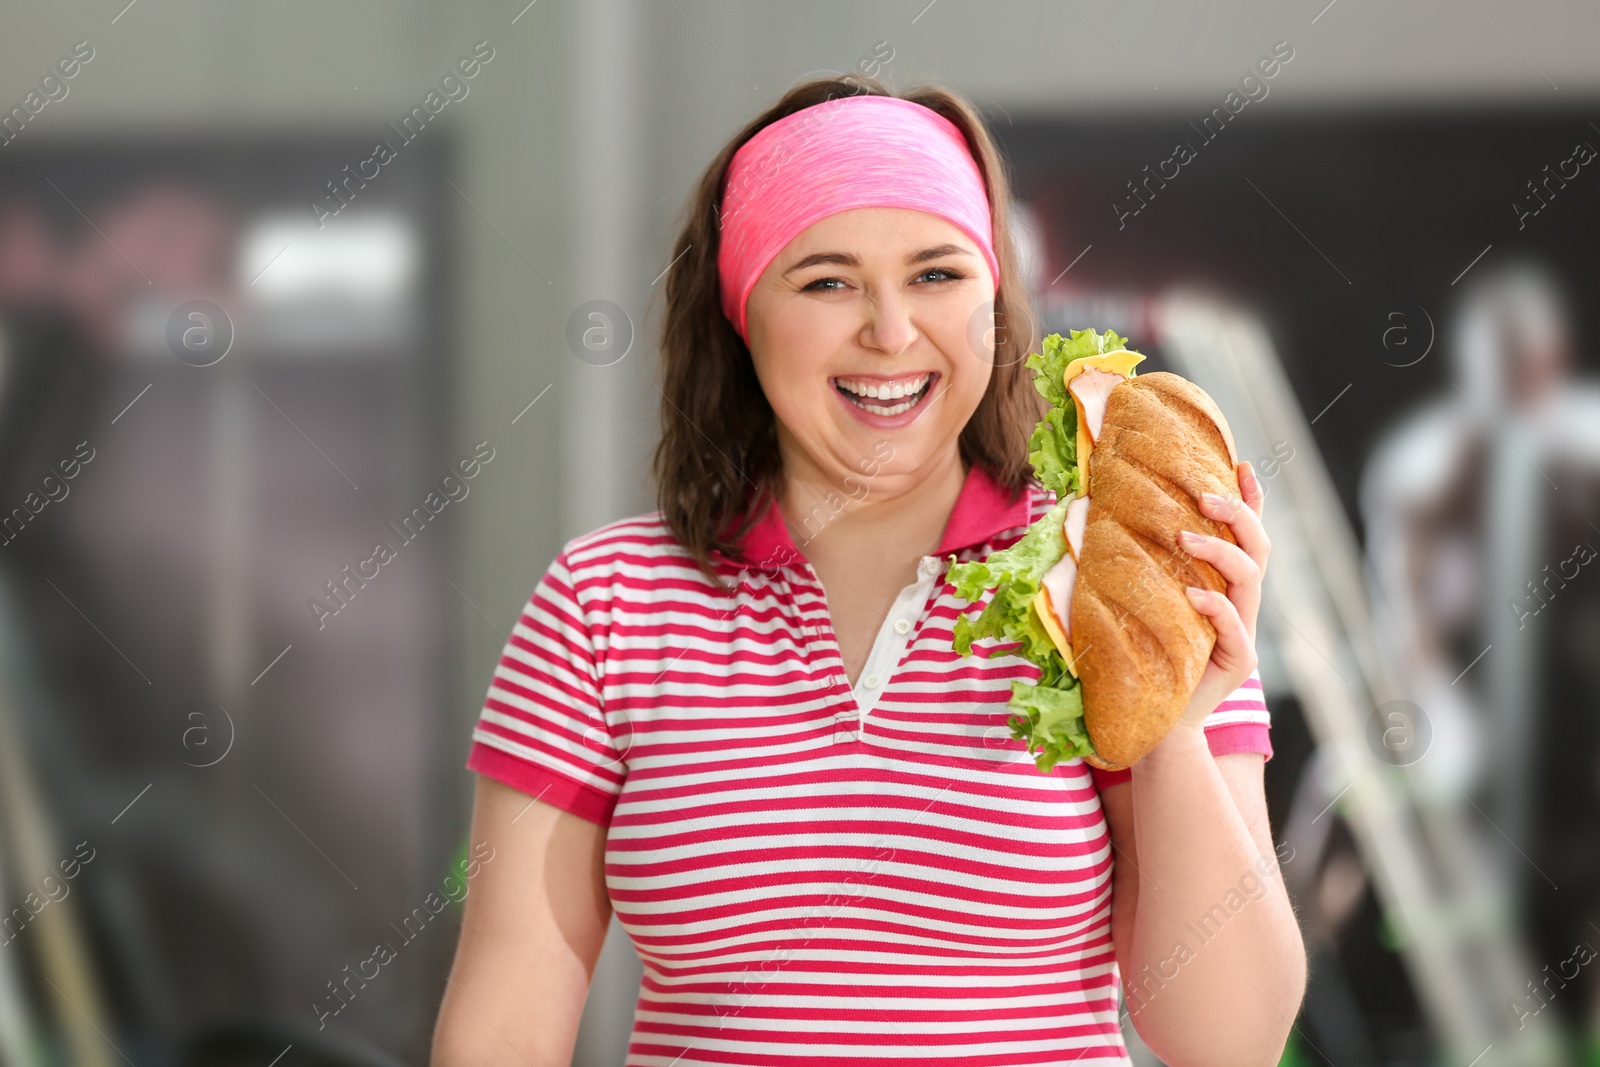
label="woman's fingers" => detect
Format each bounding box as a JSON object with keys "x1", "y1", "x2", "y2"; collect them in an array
[
  {"x1": 1185, "y1": 586, "x2": 1254, "y2": 667},
  {"x1": 1172, "y1": 464, "x2": 1270, "y2": 721},
  {"x1": 1180, "y1": 586, "x2": 1257, "y2": 724},
  {"x1": 1179, "y1": 525, "x2": 1262, "y2": 641},
  {"x1": 1198, "y1": 475, "x2": 1271, "y2": 574},
  {"x1": 1238, "y1": 461, "x2": 1265, "y2": 519}
]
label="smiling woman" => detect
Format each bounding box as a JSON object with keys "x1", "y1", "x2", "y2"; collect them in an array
[
  {"x1": 655, "y1": 82, "x2": 1041, "y2": 589},
  {"x1": 434, "y1": 74, "x2": 1303, "y2": 1067}
]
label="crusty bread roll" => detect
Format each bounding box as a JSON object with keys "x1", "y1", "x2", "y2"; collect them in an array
[{"x1": 1070, "y1": 372, "x2": 1242, "y2": 771}]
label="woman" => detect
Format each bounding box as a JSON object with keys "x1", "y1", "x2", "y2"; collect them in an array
[{"x1": 432, "y1": 76, "x2": 1306, "y2": 1066}]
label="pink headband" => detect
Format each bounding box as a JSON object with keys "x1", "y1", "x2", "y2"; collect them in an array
[{"x1": 717, "y1": 94, "x2": 1000, "y2": 342}]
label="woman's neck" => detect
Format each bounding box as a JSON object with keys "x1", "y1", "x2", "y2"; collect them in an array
[{"x1": 776, "y1": 443, "x2": 968, "y2": 574}]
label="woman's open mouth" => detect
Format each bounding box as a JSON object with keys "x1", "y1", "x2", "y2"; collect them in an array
[{"x1": 830, "y1": 371, "x2": 938, "y2": 424}]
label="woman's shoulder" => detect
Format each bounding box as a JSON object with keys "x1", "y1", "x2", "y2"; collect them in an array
[{"x1": 555, "y1": 509, "x2": 717, "y2": 590}]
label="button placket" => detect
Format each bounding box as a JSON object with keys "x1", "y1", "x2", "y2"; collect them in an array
[{"x1": 848, "y1": 557, "x2": 940, "y2": 728}]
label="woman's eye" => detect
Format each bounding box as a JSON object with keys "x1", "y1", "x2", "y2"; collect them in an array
[
  {"x1": 800, "y1": 268, "x2": 964, "y2": 291},
  {"x1": 801, "y1": 276, "x2": 846, "y2": 292}
]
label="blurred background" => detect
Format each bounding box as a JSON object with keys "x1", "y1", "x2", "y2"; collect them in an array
[{"x1": 0, "y1": 1, "x2": 1597, "y2": 1065}]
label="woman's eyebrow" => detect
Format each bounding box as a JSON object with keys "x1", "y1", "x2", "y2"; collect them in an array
[
  {"x1": 784, "y1": 251, "x2": 859, "y2": 273},
  {"x1": 784, "y1": 245, "x2": 972, "y2": 274},
  {"x1": 906, "y1": 243, "x2": 973, "y2": 264}
]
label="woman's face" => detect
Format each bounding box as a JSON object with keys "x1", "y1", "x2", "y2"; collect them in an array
[{"x1": 743, "y1": 207, "x2": 995, "y2": 493}]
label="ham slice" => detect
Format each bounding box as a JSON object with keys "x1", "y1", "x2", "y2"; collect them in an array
[
  {"x1": 1068, "y1": 367, "x2": 1125, "y2": 444},
  {"x1": 1038, "y1": 494, "x2": 1089, "y2": 651},
  {"x1": 1064, "y1": 494, "x2": 1089, "y2": 562},
  {"x1": 1038, "y1": 550, "x2": 1078, "y2": 642}
]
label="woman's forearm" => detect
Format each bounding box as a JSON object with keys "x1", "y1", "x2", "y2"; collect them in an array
[{"x1": 1122, "y1": 724, "x2": 1307, "y2": 1066}]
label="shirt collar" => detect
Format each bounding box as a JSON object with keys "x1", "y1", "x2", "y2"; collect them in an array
[{"x1": 728, "y1": 463, "x2": 1035, "y2": 571}]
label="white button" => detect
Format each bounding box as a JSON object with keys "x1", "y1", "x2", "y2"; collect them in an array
[
  {"x1": 863, "y1": 674, "x2": 882, "y2": 689},
  {"x1": 893, "y1": 618, "x2": 911, "y2": 635},
  {"x1": 920, "y1": 557, "x2": 940, "y2": 576}
]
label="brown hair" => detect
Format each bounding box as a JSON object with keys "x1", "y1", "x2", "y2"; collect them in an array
[{"x1": 652, "y1": 74, "x2": 1042, "y2": 589}]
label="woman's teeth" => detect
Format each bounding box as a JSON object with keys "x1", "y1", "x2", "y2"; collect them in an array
[{"x1": 833, "y1": 373, "x2": 933, "y2": 416}]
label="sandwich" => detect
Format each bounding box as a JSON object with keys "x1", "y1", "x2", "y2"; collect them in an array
[{"x1": 948, "y1": 328, "x2": 1242, "y2": 773}]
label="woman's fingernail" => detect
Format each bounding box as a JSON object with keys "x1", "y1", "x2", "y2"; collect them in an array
[
  {"x1": 1241, "y1": 465, "x2": 1259, "y2": 495},
  {"x1": 1185, "y1": 586, "x2": 1205, "y2": 601},
  {"x1": 1181, "y1": 530, "x2": 1205, "y2": 546},
  {"x1": 1201, "y1": 491, "x2": 1227, "y2": 508}
]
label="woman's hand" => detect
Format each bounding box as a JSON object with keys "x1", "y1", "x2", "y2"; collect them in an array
[{"x1": 1175, "y1": 460, "x2": 1270, "y2": 728}]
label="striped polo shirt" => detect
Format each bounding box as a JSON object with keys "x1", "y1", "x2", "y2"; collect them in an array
[{"x1": 466, "y1": 463, "x2": 1272, "y2": 1065}]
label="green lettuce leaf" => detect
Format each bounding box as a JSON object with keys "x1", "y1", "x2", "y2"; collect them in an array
[
  {"x1": 949, "y1": 496, "x2": 1071, "y2": 670},
  {"x1": 948, "y1": 498, "x2": 1092, "y2": 772},
  {"x1": 1024, "y1": 327, "x2": 1130, "y2": 409},
  {"x1": 1022, "y1": 328, "x2": 1129, "y2": 498},
  {"x1": 1007, "y1": 680, "x2": 1089, "y2": 775},
  {"x1": 1027, "y1": 404, "x2": 1080, "y2": 499}
]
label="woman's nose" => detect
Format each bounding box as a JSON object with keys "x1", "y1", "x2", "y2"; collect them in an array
[{"x1": 860, "y1": 287, "x2": 917, "y2": 355}]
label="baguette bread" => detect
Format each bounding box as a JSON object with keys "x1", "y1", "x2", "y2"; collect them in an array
[{"x1": 1070, "y1": 371, "x2": 1242, "y2": 771}]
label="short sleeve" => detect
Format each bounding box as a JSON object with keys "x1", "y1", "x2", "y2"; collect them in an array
[
  {"x1": 465, "y1": 548, "x2": 625, "y2": 826},
  {"x1": 1089, "y1": 667, "x2": 1273, "y2": 791}
]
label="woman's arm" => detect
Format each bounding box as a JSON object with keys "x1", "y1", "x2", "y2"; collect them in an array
[
  {"x1": 1102, "y1": 462, "x2": 1308, "y2": 1066},
  {"x1": 431, "y1": 775, "x2": 612, "y2": 1066},
  {"x1": 1103, "y1": 747, "x2": 1305, "y2": 1066}
]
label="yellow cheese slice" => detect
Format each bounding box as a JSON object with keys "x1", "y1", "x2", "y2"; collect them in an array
[{"x1": 1032, "y1": 588, "x2": 1078, "y2": 678}]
